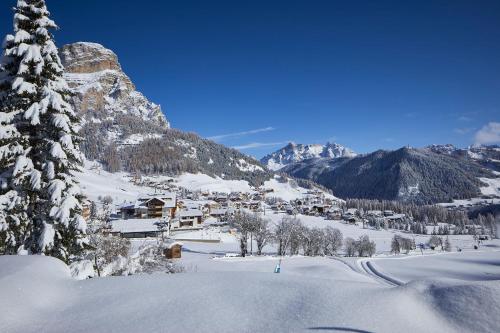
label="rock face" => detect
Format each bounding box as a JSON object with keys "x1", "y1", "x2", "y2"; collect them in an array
[
  {"x1": 261, "y1": 142, "x2": 356, "y2": 171},
  {"x1": 60, "y1": 42, "x2": 169, "y2": 130}
]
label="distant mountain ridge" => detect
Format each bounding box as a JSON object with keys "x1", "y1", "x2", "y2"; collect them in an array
[
  {"x1": 425, "y1": 144, "x2": 500, "y2": 172},
  {"x1": 261, "y1": 142, "x2": 356, "y2": 170},
  {"x1": 283, "y1": 146, "x2": 497, "y2": 204}
]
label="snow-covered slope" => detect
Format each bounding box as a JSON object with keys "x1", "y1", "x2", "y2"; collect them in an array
[
  {"x1": 261, "y1": 142, "x2": 356, "y2": 171},
  {"x1": 2, "y1": 255, "x2": 500, "y2": 333},
  {"x1": 77, "y1": 161, "x2": 339, "y2": 203},
  {"x1": 172, "y1": 173, "x2": 340, "y2": 201}
]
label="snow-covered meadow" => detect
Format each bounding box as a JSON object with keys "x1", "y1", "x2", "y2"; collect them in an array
[{"x1": 2, "y1": 245, "x2": 500, "y2": 333}]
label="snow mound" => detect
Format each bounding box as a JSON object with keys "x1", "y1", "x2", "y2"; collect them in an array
[
  {"x1": 0, "y1": 256, "x2": 72, "y2": 332},
  {"x1": 407, "y1": 279, "x2": 500, "y2": 333}
]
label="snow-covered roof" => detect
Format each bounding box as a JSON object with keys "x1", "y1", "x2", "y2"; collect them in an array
[
  {"x1": 111, "y1": 219, "x2": 166, "y2": 233},
  {"x1": 202, "y1": 217, "x2": 220, "y2": 225},
  {"x1": 385, "y1": 214, "x2": 406, "y2": 220},
  {"x1": 179, "y1": 209, "x2": 203, "y2": 217},
  {"x1": 137, "y1": 193, "x2": 177, "y2": 208},
  {"x1": 210, "y1": 209, "x2": 228, "y2": 215},
  {"x1": 165, "y1": 241, "x2": 183, "y2": 249}
]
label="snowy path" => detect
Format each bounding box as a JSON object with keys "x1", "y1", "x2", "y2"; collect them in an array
[
  {"x1": 343, "y1": 249, "x2": 500, "y2": 287},
  {"x1": 357, "y1": 259, "x2": 403, "y2": 286}
]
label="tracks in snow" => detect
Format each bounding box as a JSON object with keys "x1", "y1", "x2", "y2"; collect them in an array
[{"x1": 357, "y1": 259, "x2": 403, "y2": 287}]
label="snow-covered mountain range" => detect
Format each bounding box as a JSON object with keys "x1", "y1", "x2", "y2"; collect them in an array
[
  {"x1": 261, "y1": 142, "x2": 357, "y2": 170},
  {"x1": 425, "y1": 144, "x2": 500, "y2": 171},
  {"x1": 282, "y1": 144, "x2": 500, "y2": 204}
]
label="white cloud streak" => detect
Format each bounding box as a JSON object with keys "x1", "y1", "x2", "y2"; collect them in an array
[
  {"x1": 232, "y1": 141, "x2": 289, "y2": 150},
  {"x1": 454, "y1": 127, "x2": 474, "y2": 135},
  {"x1": 207, "y1": 127, "x2": 275, "y2": 141},
  {"x1": 474, "y1": 122, "x2": 500, "y2": 145}
]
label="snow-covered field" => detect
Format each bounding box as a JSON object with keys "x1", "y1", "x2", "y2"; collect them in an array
[
  {"x1": 2, "y1": 249, "x2": 500, "y2": 333},
  {"x1": 370, "y1": 250, "x2": 500, "y2": 283}
]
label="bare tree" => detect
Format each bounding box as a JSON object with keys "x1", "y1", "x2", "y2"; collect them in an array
[
  {"x1": 391, "y1": 235, "x2": 414, "y2": 254},
  {"x1": 230, "y1": 211, "x2": 255, "y2": 257},
  {"x1": 301, "y1": 227, "x2": 325, "y2": 256},
  {"x1": 323, "y1": 227, "x2": 343, "y2": 256},
  {"x1": 428, "y1": 235, "x2": 441, "y2": 250},
  {"x1": 355, "y1": 235, "x2": 376, "y2": 257},
  {"x1": 254, "y1": 216, "x2": 272, "y2": 255},
  {"x1": 391, "y1": 235, "x2": 401, "y2": 255},
  {"x1": 88, "y1": 234, "x2": 131, "y2": 277},
  {"x1": 274, "y1": 216, "x2": 302, "y2": 256},
  {"x1": 344, "y1": 237, "x2": 357, "y2": 257}
]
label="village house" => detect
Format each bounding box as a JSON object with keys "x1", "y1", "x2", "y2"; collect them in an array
[
  {"x1": 366, "y1": 210, "x2": 383, "y2": 218},
  {"x1": 326, "y1": 207, "x2": 342, "y2": 220},
  {"x1": 241, "y1": 200, "x2": 262, "y2": 212},
  {"x1": 342, "y1": 208, "x2": 359, "y2": 224},
  {"x1": 210, "y1": 208, "x2": 234, "y2": 221},
  {"x1": 177, "y1": 199, "x2": 221, "y2": 217},
  {"x1": 384, "y1": 213, "x2": 407, "y2": 223},
  {"x1": 383, "y1": 210, "x2": 395, "y2": 217},
  {"x1": 119, "y1": 193, "x2": 177, "y2": 219},
  {"x1": 172, "y1": 209, "x2": 204, "y2": 229},
  {"x1": 110, "y1": 218, "x2": 168, "y2": 239}
]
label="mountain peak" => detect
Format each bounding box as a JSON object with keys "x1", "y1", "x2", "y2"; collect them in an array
[
  {"x1": 60, "y1": 42, "x2": 121, "y2": 74},
  {"x1": 60, "y1": 42, "x2": 169, "y2": 129},
  {"x1": 425, "y1": 144, "x2": 457, "y2": 154},
  {"x1": 261, "y1": 142, "x2": 356, "y2": 171}
]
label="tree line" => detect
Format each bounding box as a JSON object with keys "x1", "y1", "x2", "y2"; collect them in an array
[
  {"x1": 230, "y1": 212, "x2": 376, "y2": 258},
  {"x1": 345, "y1": 198, "x2": 498, "y2": 237}
]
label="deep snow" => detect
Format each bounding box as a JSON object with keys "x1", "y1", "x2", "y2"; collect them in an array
[{"x1": 4, "y1": 255, "x2": 500, "y2": 333}]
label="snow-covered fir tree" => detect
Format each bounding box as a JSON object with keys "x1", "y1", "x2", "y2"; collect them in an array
[
  {"x1": 0, "y1": 0, "x2": 86, "y2": 262},
  {"x1": 0, "y1": 50, "x2": 33, "y2": 254}
]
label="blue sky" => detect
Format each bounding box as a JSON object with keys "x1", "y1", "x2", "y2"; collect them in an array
[{"x1": 1, "y1": 0, "x2": 499, "y2": 158}]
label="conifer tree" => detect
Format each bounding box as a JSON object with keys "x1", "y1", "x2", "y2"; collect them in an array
[
  {"x1": 0, "y1": 0, "x2": 86, "y2": 262},
  {"x1": 0, "y1": 3, "x2": 36, "y2": 254}
]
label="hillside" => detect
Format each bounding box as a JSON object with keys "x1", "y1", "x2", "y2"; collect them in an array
[
  {"x1": 283, "y1": 147, "x2": 495, "y2": 204},
  {"x1": 61, "y1": 42, "x2": 272, "y2": 186}
]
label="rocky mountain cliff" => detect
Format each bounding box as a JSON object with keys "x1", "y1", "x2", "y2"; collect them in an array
[
  {"x1": 261, "y1": 142, "x2": 356, "y2": 170},
  {"x1": 62, "y1": 42, "x2": 271, "y2": 186},
  {"x1": 61, "y1": 42, "x2": 169, "y2": 140}
]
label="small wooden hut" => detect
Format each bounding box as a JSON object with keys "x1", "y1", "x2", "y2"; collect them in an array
[{"x1": 164, "y1": 241, "x2": 183, "y2": 259}]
